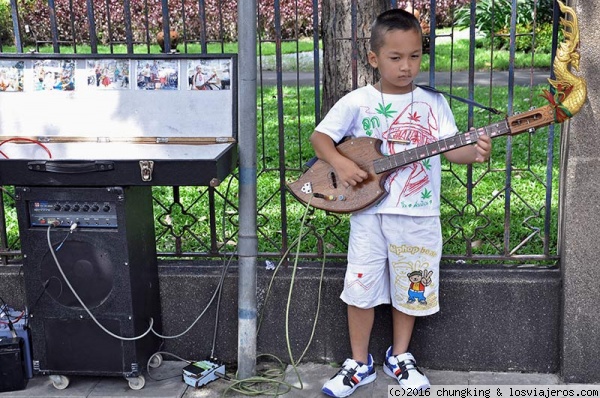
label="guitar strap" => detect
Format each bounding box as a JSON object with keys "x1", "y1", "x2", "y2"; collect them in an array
[{"x1": 416, "y1": 84, "x2": 504, "y2": 115}]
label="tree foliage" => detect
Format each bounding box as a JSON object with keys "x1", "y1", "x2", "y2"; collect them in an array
[
  {"x1": 6, "y1": 0, "x2": 319, "y2": 46},
  {"x1": 0, "y1": 0, "x2": 12, "y2": 46},
  {"x1": 396, "y1": 0, "x2": 471, "y2": 27}
]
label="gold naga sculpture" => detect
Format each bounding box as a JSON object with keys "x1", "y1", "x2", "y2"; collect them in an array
[
  {"x1": 288, "y1": 0, "x2": 588, "y2": 213},
  {"x1": 543, "y1": 0, "x2": 587, "y2": 122}
]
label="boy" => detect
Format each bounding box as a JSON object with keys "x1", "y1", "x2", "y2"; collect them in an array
[{"x1": 311, "y1": 9, "x2": 492, "y2": 398}]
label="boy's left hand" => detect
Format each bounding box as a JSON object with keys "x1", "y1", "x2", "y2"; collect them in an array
[{"x1": 474, "y1": 133, "x2": 492, "y2": 163}]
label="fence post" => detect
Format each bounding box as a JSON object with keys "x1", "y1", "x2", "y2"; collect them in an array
[{"x1": 237, "y1": 0, "x2": 258, "y2": 379}]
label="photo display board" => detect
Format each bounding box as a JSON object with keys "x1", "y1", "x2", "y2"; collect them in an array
[{"x1": 0, "y1": 54, "x2": 238, "y2": 186}]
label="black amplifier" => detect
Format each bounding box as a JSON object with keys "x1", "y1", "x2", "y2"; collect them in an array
[
  {"x1": 15, "y1": 186, "x2": 162, "y2": 378},
  {"x1": 0, "y1": 337, "x2": 27, "y2": 393},
  {"x1": 27, "y1": 197, "x2": 118, "y2": 228}
]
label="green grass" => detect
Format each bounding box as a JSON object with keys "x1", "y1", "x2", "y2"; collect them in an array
[
  {"x1": 423, "y1": 38, "x2": 553, "y2": 72},
  {"x1": 3, "y1": 39, "x2": 317, "y2": 57}
]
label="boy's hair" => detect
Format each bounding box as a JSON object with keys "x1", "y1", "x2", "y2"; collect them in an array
[{"x1": 370, "y1": 9, "x2": 422, "y2": 54}]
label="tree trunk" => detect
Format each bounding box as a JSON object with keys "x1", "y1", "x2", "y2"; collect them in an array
[{"x1": 320, "y1": 0, "x2": 389, "y2": 118}]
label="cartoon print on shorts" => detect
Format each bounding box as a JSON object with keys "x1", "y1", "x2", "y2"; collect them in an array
[
  {"x1": 391, "y1": 252, "x2": 438, "y2": 312},
  {"x1": 406, "y1": 270, "x2": 433, "y2": 305}
]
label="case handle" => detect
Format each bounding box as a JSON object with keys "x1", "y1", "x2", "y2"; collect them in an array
[{"x1": 27, "y1": 161, "x2": 115, "y2": 174}]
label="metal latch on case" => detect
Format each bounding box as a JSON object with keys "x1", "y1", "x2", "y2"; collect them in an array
[{"x1": 139, "y1": 160, "x2": 154, "y2": 182}]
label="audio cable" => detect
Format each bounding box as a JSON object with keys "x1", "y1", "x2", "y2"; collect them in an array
[{"x1": 46, "y1": 223, "x2": 154, "y2": 341}]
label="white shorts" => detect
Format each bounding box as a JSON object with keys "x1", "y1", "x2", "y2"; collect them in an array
[{"x1": 340, "y1": 213, "x2": 442, "y2": 316}]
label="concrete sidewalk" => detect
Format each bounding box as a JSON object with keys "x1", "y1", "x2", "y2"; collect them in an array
[{"x1": 2, "y1": 360, "x2": 593, "y2": 398}]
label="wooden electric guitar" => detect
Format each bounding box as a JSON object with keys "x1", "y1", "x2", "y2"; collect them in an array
[
  {"x1": 288, "y1": 0, "x2": 587, "y2": 214},
  {"x1": 287, "y1": 106, "x2": 557, "y2": 213}
]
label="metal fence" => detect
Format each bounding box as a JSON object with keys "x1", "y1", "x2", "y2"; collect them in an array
[{"x1": 0, "y1": 0, "x2": 562, "y2": 266}]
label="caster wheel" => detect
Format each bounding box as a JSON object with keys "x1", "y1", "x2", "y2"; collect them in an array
[
  {"x1": 149, "y1": 353, "x2": 163, "y2": 368},
  {"x1": 49, "y1": 374, "x2": 70, "y2": 390},
  {"x1": 127, "y1": 374, "x2": 145, "y2": 390}
]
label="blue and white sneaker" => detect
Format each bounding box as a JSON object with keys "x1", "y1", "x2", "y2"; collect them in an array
[
  {"x1": 383, "y1": 347, "x2": 430, "y2": 389},
  {"x1": 322, "y1": 354, "x2": 376, "y2": 397}
]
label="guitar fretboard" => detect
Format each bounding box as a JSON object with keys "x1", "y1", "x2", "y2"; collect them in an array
[{"x1": 373, "y1": 119, "x2": 510, "y2": 174}]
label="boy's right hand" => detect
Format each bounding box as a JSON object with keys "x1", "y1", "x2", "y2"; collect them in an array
[
  {"x1": 310, "y1": 131, "x2": 368, "y2": 188},
  {"x1": 330, "y1": 156, "x2": 369, "y2": 188}
]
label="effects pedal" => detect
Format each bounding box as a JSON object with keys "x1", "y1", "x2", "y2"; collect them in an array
[{"x1": 182, "y1": 359, "x2": 226, "y2": 388}]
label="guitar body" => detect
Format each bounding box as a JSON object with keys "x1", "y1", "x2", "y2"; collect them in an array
[{"x1": 287, "y1": 137, "x2": 391, "y2": 213}]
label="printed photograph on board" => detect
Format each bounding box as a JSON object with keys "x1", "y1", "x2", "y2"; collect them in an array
[
  {"x1": 135, "y1": 60, "x2": 179, "y2": 90},
  {"x1": 187, "y1": 59, "x2": 231, "y2": 91},
  {"x1": 87, "y1": 59, "x2": 130, "y2": 89},
  {"x1": 0, "y1": 60, "x2": 24, "y2": 92},
  {"x1": 33, "y1": 59, "x2": 75, "y2": 91}
]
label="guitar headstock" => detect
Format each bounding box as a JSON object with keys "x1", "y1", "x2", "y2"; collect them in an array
[{"x1": 507, "y1": 105, "x2": 555, "y2": 135}]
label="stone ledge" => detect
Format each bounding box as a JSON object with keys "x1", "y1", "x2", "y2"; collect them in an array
[{"x1": 0, "y1": 262, "x2": 560, "y2": 373}]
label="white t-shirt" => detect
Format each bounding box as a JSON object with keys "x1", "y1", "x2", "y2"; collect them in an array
[{"x1": 315, "y1": 84, "x2": 458, "y2": 216}]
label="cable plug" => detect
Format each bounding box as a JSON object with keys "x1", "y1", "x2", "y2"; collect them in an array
[
  {"x1": 215, "y1": 371, "x2": 230, "y2": 381},
  {"x1": 70, "y1": 223, "x2": 78, "y2": 232}
]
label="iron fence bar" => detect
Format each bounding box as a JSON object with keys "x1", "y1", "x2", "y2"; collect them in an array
[
  {"x1": 502, "y1": 0, "x2": 519, "y2": 256},
  {"x1": 86, "y1": 0, "x2": 98, "y2": 53},
  {"x1": 273, "y1": 0, "x2": 291, "y2": 261},
  {"x1": 197, "y1": 0, "x2": 208, "y2": 53},
  {"x1": 9, "y1": 0, "x2": 23, "y2": 53},
  {"x1": 181, "y1": 0, "x2": 188, "y2": 52},
  {"x1": 287, "y1": 0, "x2": 304, "y2": 262},
  {"x1": 464, "y1": 0, "x2": 477, "y2": 256},
  {"x1": 208, "y1": 187, "x2": 220, "y2": 254},
  {"x1": 350, "y1": 0, "x2": 357, "y2": 90},
  {"x1": 124, "y1": 0, "x2": 134, "y2": 54},
  {"x1": 68, "y1": 0, "x2": 76, "y2": 53},
  {"x1": 312, "y1": 0, "x2": 321, "y2": 125},
  {"x1": 216, "y1": 0, "x2": 226, "y2": 52},
  {"x1": 47, "y1": 0, "x2": 60, "y2": 53},
  {"x1": 143, "y1": 0, "x2": 151, "y2": 53},
  {"x1": 427, "y1": 0, "x2": 435, "y2": 84},
  {"x1": 105, "y1": 0, "x2": 114, "y2": 53},
  {"x1": 0, "y1": 193, "x2": 7, "y2": 265},
  {"x1": 160, "y1": 0, "x2": 171, "y2": 53},
  {"x1": 467, "y1": 0, "x2": 476, "y2": 129}
]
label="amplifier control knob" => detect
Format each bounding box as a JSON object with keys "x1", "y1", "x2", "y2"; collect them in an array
[
  {"x1": 54, "y1": 204, "x2": 61, "y2": 211},
  {"x1": 82, "y1": 205, "x2": 90, "y2": 212},
  {"x1": 91, "y1": 205, "x2": 100, "y2": 212},
  {"x1": 102, "y1": 205, "x2": 111, "y2": 212},
  {"x1": 72, "y1": 205, "x2": 80, "y2": 212},
  {"x1": 63, "y1": 204, "x2": 71, "y2": 211}
]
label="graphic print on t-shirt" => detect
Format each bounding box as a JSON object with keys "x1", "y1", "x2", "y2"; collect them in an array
[{"x1": 380, "y1": 101, "x2": 440, "y2": 208}]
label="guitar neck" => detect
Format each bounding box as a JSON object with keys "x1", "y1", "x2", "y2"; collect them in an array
[
  {"x1": 372, "y1": 104, "x2": 555, "y2": 174},
  {"x1": 373, "y1": 120, "x2": 507, "y2": 174}
]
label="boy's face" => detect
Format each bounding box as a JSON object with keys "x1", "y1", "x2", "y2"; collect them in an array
[{"x1": 368, "y1": 28, "x2": 422, "y2": 94}]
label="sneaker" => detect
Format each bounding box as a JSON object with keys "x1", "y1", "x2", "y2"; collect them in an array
[
  {"x1": 322, "y1": 354, "x2": 377, "y2": 397},
  {"x1": 383, "y1": 347, "x2": 430, "y2": 389}
]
